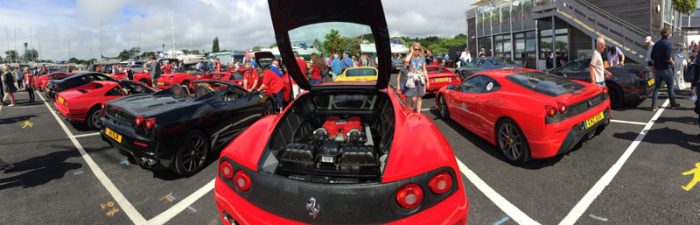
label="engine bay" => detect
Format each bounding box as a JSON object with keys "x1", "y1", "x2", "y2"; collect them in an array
[{"x1": 260, "y1": 92, "x2": 395, "y2": 184}]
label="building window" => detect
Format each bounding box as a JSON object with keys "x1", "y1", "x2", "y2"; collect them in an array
[
  {"x1": 478, "y1": 37, "x2": 492, "y2": 56},
  {"x1": 540, "y1": 28, "x2": 569, "y2": 69},
  {"x1": 515, "y1": 31, "x2": 536, "y2": 60},
  {"x1": 494, "y1": 34, "x2": 512, "y2": 59}
]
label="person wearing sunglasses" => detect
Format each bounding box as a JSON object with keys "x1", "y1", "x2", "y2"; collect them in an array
[{"x1": 403, "y1": 42, "x2": 429, "y2": 113}]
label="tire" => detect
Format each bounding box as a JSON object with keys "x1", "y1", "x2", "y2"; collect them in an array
[
  {"x1": 86, "y1": 107, "x2": 103, "y2": 130},
  {"x1": 594, "y1": 124, "x2": 607, "y2": 136},
  {"x1": 496, "y1": 118, "x2": 531, "y2": 163},
  {"x1": 172, "y1": 131, "x2": 210, "y2": 177},
  {"x1": 438, "y1": 95, "x2": 450, "y2": 120},
  {"x1": 607, "y1": 83, "x2": 624, "y2": 108},
  {"x1": 262, "y1": 100, "x2": 275, "y2": 115}
]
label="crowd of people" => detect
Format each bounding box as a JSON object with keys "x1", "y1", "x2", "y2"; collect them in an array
[{"x1": 0, "y1": 64, "x2": 41, "y2": 107}]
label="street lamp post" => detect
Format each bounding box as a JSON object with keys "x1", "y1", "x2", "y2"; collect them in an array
[
  {"x1": 23, "y1": 42, "x2": 28, "y2": 63},
  {"x1": 162, "y1": 44, "x2": 165, "y2": 54}
]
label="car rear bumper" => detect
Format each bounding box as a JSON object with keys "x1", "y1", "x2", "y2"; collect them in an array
[
  {"x1": 54, "y1": 101, "x2": 85, "y2": 123},
  {"x1": 214, "y1": 178, "x2": 468, "y2": 225},
  {"x1": 100, "y1": 121, "x2": 172, "y2": 169},
  {"x1": 527, "y1": 104, "x2": 611, "y2": 159}
]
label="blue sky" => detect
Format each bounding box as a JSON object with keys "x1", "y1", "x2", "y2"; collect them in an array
[{"x1": 0, "y1": 0, "x2": 475, "y2": 60}]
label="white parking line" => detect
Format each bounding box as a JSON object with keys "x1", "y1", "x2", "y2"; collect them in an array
[
  {"x1": 456, "y1": 159, "x2": 541, "y2": 225},
  {"x1": 74, "y1": 132, "x2": 101, "y2": 139},
  {"x1": 421, "y1": 108, "x2": 432, "y2": 112},
  {"x1": 610, "y1": 119, "x2": 647, "y2": 126},
  {"x1": 37, "y1": 92, "x2": 148, "y2": 224},
  {"x1": 559, "y1": 99, "x2": 669, "y2": 225},
  {"x1": 146, "y1": 179, "x2": 215, "y2": 225}
]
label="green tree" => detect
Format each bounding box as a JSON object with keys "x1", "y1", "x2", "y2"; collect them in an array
[
  {"x1": 141, "y1": 51, "x2": 156, "y2": 58},
  {"x1": 212, "y1": 37, "x2": 220, "y2": 53},
  {"x1": 269, "y1": 43, "x2": 278, "y2": 48},
  {"x1": 22, "y1": 49, "x2": 39, "y2": 61},
  {"x1": 252, "y1": 46, "x2": 262, "y2": 51},
  {"x1": 323, "y1": 29, "x2": 347, "y2": 54},
  {"x1": 5, "y1": 50, "x2": 18, "y2": 63},
  {"x1": 673, "y1": 0, "x2": 697, "y2": 14},
  {"x1": 313, "y1": 39, "x2": 325, "y2": 53},
  {"x1": 117, "y1": 47, "x2": 140, "y2": 61}
]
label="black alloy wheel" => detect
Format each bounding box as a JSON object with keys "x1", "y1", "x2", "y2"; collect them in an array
[
  {"x1": 87, "y1": 107, "x2": 103, "y2": 130},
  {"x1": 173, "y1": 132, "x2": 210, "y2": 177},
  {"x1": 262, "y1": 100, "x2": 275, "y2": 115},
  {"x1": 439, "y1": 96, "x2": 450, "y2": 120},
  {"x1": 607, "y1": 84, "x2": 624, "y2": 108},
  {"x1": 496, "y1": 119, "x2": 530, "y2": 163}
]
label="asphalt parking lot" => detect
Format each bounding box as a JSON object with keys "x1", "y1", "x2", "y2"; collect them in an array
[{"x1": 0, "y1": 77, "x2": 698, "y2": 224}]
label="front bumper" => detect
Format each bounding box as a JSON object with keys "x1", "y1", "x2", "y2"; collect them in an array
[
  {"x1": 100, "y1": 120, "x2": 172, "y2": 169},
  {"x1": 214, "y1": 178, "x2": 468, "y2": 225}
]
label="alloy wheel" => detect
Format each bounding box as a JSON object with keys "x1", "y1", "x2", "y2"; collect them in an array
[
  {"x1": 499, "y1": 123, "x2": 523, "y2": 161},
  {"x1": 180, "y1": 136, "x2": 207, "y2": 173}
]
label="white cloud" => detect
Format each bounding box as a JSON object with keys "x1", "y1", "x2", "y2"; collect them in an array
[{"x1": 0, "y1": 0, "x2": 475, "y2": 61}]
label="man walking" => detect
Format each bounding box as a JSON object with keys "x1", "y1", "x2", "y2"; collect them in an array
[
  {"x1": 24, "y1": 68, "x2": 35, "y2": 103},
  {"x1": 590, "y1": 37, "x2": 612, "y2": 87},
  {"x1": 149, "y1": 55, "x2": 161, "y2": 88},
  {"x1": 650, "y1": 26, "x2": 681, "y2": 111}
]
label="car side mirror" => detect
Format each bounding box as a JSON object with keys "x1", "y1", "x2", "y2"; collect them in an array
[{"x1": 446, "y1": 84, "x2": 456, "y2": 90}]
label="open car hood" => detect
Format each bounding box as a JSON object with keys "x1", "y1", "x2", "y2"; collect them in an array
[{"x1": 267, "y1": 0, "x2": 391, "y2": 90}]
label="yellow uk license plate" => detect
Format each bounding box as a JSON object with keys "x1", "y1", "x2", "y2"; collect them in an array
[
  {"x1": 158, "y1": 82, "x2": 165, "y2": 86},
  {"x1": 647, "y1": 79, "x2": 654, "y2": 86},
  {"x1": 105, "y1": 127, "x2": 123, "y2": 143},
  {"x1": 57, "y1": 96, "x2": 65, "y2": 104},
  {"x1": 434, "y1": 77, "x2": 450, "y2": 83},
  {"x1": 584, "y1": 112, "x2": 605, "y2": 129}
]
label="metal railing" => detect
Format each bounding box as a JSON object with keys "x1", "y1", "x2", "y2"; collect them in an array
[{"x1": 532, "y1": 0, "x2": 649, "y2": 62}]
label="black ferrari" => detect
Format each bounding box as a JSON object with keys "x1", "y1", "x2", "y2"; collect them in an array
[
  {"x1": 549, "y1": 59, "x2": 654, "y2": 108},
  {"x1": 455, "y1": 57, "x2": 518, "y2": 79},
  {"x1": 100, "y1": 80, "x2": 275, "y2": 176},
  {"x1": 47, "y1": 72, "x2": 115, "y2": 100}
]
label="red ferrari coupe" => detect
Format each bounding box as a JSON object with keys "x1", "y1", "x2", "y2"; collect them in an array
[
  {"x1": 425, "y1": 65, "x2": 461, "y2": 94},
  {"x1": 35, "y1": 72, "x2": 75, "y2": 91},
  {"x1": 109, "y1": 72, "x2": 153, "y2": 86},
  {"x1": 214, "y1": 1, "x2": 468, "y2": 224},
  {"x1": 156, "y1": 71, "x2": 207, "y2": 89},
  {"x1": 436, "y1": 69, "x2": 611, "y2": 162},
  {"x1": 55, "y1": 80, "x2": 155, "y2": 129}
]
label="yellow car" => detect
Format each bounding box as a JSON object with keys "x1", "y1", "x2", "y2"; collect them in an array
[{"x1": 334, "y1": 66, "x2": 378, "y2": 82}]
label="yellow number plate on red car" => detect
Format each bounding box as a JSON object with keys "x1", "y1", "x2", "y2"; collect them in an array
[
  {"x1": 647, "y1": 79, "x2": 655, "y2": 86},
  {"x1": 584, "y1": 112, "x2": 605, "y2": 129},
  {"x1": 57, "y1": 96, "x2": 65, "y2": 104},
  {"x1": 434, "y1": 77, "x2": 450, "y2": 83},
  {"x1": 105, "y1": 127, "x2": 123, "y2": 143},
  {"x1": 158, "y1": 82, "x2": 165, "y2": 86}
]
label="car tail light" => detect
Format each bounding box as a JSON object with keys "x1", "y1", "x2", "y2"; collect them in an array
[
  {"x1": 144, "y1": 118, "x2": 156, "y2": 130},
  {"x1": 557, "y1": 102, "x2": 567, "y2": 114},
  {"x1": 234, "y1": 170, "x2": 251, "y2": 192},
  {"x1": 428, "y1": 172, "x2": 453, "y2": 194},
  {"x1": 602, "y1": 87, "x2": 609, "y2": 95},
  {"x1": 220, "y1": 161, "x2": 234, "y2": 180},
  {"x1": 134, "y1": 115, "x2": 145, "y2": 127},
  {"x1": 396, "y1": 183, "x2": 423, "y2": 209},
  {"x1": 545, "y1": 105, "x2": 558, "y2": 117}
]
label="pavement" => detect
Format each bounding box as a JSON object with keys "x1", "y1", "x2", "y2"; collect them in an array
[{"x1": 0, "y1": 76, "x2": 699, "y2": 225}]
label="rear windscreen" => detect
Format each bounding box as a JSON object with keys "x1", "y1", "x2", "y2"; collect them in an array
[{"x1": 506, "y1": 72, "x2": 584, "y2": 96}]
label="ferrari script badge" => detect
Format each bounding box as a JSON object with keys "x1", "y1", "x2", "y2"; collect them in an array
[{"x1": 306, "y1": 197, "x2": 320, "y2": 219}]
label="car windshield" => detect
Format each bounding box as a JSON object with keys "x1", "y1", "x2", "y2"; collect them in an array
[
  {"x1": 288, "y1": 22, "x2": 377, "y2": 86},
  {"x1": 427, "y1": 67, "x2": 443, "y2": 73},
  {"x1": 506, "y1": 71, "x2": 584, "y2": 96}
]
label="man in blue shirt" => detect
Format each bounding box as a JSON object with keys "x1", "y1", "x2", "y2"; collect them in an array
[
  {"x1": 270, "y1": 59, "x2": 284, "y2": 77},
  {"x1": 330, "y1": 53, "x2": 343, "y2": 79},
  {"x1": 650, "y1": 26, "x2": 681, "y2": 111},
  {"x1": 342, "y1": 53, "x2": 354, "y2": 69}
]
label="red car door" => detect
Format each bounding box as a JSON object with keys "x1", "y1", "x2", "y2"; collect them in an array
[
  {"x1": 446, "y1": 75, "x2": 487, "y2": 130},
  {"x1": 468, "y1": 76, "x2": 503, "y2": 140}
]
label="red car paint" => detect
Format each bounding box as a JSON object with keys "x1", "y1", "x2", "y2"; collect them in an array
[
  {"x1": 156, "y1": 72, "x2": 202, "y2": 89},
  {"x1": 321, "y1": 116, "x2": 362, "y2": 138},
  {"x1": 54, "y1": 80, "x2": 155, "y2": 127},
  {"x1": 425, "y1": 65, "x2": 461, "y2": 94},
  {"x1": 34, "y1": 72, "x2": 75, "y2": 91},
  {"x1": 436, "y1": 68, "x2": 611, "y2": 159},
  {"x1": 109, "y1": 72, "x2": 154, "y2": 86}
]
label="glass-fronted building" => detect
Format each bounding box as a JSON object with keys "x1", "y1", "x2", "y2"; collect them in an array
[{"x1": 466, "y1": 0, "x2": 684, "y2": 70}]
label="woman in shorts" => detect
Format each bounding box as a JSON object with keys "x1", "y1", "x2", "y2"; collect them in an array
[{"x1": 403, "y1": 42, "x2": 429, "y2": 113}]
